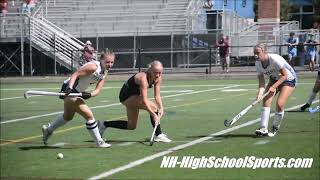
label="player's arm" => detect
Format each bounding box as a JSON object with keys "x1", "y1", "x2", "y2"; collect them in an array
[
  {"x1": 137, "y1": 74, "x2": 158, "y2": 118},
  {"x1": 269, "y1": 68, "x2": 288, "y2": 93},
  {"x1": 154, "y1": 77, "x2": 164, "y2": 118},
  {"x1": 91, "y1": 79, "x2": 105, "y2": 97},
  {"x1": 68, "y1": 63, "x2": 96, "y2": 89},
  {"x1": 257, "y1": 74, "x2": 266, "y2": 100}
]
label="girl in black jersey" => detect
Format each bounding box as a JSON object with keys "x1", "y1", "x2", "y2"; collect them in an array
[{"x1": 99, "y1": 61, "x2": 171, "y2": 143}]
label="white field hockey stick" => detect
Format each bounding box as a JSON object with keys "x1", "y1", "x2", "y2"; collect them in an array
[
  {"x1": 24, "y1": 90, "x2": 82, "y2": 99},
  {"x1": 150, "y1": 119, "x2": 160, "y2": 146},
  {"x1": 224, "y1": 91, "x2": 270, "y2": 127}
]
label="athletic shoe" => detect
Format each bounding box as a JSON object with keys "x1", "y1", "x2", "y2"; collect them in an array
[
  {"x1": 268, "y1": 126, "x2": 278, "y2": 137},
  {"x1": 98, "y1": 120, "x2": 106, "y2": 137},
  {"x1": 97, "y1": 140, "x2": 111, "y2": 148},
  {"x1": 42, "y1": 124, "x2": 52, "y2": 145},
  {"x1": 300, "y1": 103, "x2": 310, "y2": 112},
  {"x1": 255, "y1": 127, "x2": 268, "y2": 136},
  {"x1": 154, "y1": 133, "x2": 172, "y2": 143}
]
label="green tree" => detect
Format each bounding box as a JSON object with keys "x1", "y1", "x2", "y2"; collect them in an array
[
  {"x1": 280, "y1": 0, "x2": 291, "y2": 21},
  {"x1": 253, "y1": 0, "x2": 292, "y2": 22}
]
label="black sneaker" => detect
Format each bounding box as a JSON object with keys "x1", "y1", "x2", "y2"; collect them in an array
[
  {"x1": 300, "y1": 103, "x2": 310, "y2": 112},
  {"x1": 255, "y1": 127, "x2": 268, "y2": 136}
]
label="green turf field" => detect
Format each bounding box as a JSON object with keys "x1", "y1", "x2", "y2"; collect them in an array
[{"x1": 1, "y1": 78, "x2": 319, "y2": 180}]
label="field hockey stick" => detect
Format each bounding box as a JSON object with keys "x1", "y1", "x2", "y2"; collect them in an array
[
  {"x1": 24, "y1": 90, "x2": 82, "y2": 99},
  {"x1": 224, "y1": 91, "x2": 270, "y2": 127},
  {"x1": 149, "y1": 119, "x2": 160, "y2": 146}
]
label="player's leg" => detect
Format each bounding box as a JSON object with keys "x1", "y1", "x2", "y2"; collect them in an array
[
  {"x1": 103, "y1": 103, "x2": 139, "y2": 130},
  {"x1": 269, "y1": 84, "x2": 295, "y2": 137},
  {"x1": 100, "y1": 95, "x2": 140, "y2": 132},
  {"x1": 255, "y1": 85, "x2": 275, "y2": 136},
  {"x1": 132, "y1": 97, "x2": 171, "y2": 142},
  {"x1": 301, "y1": 73, "x2": 320, "y2": 111},
  {"x1": 75, "y1": 99, "x2": 110, "y2": 147},
  {"x1": 125, "y1": 95, "x2": 171, "y2": 142},
  {"x1": 42, "y1": 97, "x2": 75, "y2": 145}
]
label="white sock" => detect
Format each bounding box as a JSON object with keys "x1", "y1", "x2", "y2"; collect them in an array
[
  {"x1": 86, "y1": 119, "x2": 103, "y2": 144},
  {"x1": 48, "y1": 114, "x2": 68, "y2": 132},
  {"x1": 307, "y1": 91, "x2": 317, "y2": 105},
  {"x1": 273, "y1": 111, "x2": 284, "y2": 129},
  {"x1": 260, "y1": 107, "x2": 270, "y2": 129}
]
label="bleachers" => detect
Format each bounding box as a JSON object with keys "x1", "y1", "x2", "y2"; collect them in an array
[{"x1": 44, "y1": 0, "x2": 191, "y2": 37}]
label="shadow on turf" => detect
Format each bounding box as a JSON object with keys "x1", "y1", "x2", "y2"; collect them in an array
[
  {"x1": 85, "y1": 139, "x2": 151, "y2": 146},
  {"x1": 285, "y1": 110, "x2": 304, "y2": 112},
  {"x1": 19, "y1": 144, "x2": 99, "y2": 150}
]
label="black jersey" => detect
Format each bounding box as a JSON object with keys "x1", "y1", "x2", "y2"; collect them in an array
[{"x1": 119, "y1": 72, "x2": 154, "y2": 102}]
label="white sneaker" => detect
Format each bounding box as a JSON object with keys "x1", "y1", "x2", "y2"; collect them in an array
[
  {"x1": 42, "y1": 124, "x2": 52, "y2": 145},
  {"x1": 154, "y1": 133, "x2": 172, "y2": 143},
  {"x1": 268, "y1": 126, "x2": 278, "y2": 137},
  {"x1": 255, "y1": 127, "x2": 268, "y2": 136},
  {"x1": 98, "y1": 120, "x2": 106, "y2": 137},
  {"x1": 97, "y1": 140, "x2": 111, "y2": 148}
]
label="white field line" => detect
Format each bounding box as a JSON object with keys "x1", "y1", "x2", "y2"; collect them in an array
[
  {"x1": 254, "y1": 140, "x2": 270, "y2": 145},
  {"x1": 0, "y1": 84, "x2": 229, "y2": 91},
  {"x1": 1, "y1": 82, "x2": 314, "y2": 91},
  {"x1": 88, "y1": 102, "x2": 317, "y2": 180},
  {"x1": 1, "y1": 85, "x2": 237, "y2": 124},
  {"x1": 2, "y1": 81, "x2": 314, "y2": 100},
  {"x1": 0, "y1": 84, "x2": 236, "y2": 101}
]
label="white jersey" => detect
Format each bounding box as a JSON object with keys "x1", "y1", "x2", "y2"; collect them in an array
[
  {"x1": 64, "y1": 60, "x2": 107, "y2": 92},
  {"x1": 255, "y1": 54, "x2": 297, "y2": 81}
]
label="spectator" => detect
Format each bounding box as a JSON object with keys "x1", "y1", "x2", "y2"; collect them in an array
[
  {"x1": 285, "y1": 32, "x2": 299, "y2": 68},
  {"x1": 0, "y1": 0, "x2": 8, "y2": 16},
  {"x1": 215, "y1": 34, "x2": 230, "y2": 73},
  {"x1": 82, "y1": 40, "x2": 95, "y2": 63},
  {"x1": 297, "y1": 33, "x2": 306, "y2": 67},
  {"x1": 22, "y1": 0, "x2": 36, "y2": 14},
  {"x1": 305, "y1": 34, "x2": 318, "y2": 71},
  {"x1": 203, "y1": 0, "x2": 213, "y2": 9}
]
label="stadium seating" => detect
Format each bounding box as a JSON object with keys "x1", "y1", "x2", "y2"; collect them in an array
[{"x1": 45, "y1": 0, "x2": 191, "y2": 37}]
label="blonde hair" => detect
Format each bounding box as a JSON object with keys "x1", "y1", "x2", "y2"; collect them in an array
[
  {"x1": 148, "y1": 60, "x2": 163, "y2": 69},
  {"x1": 100, "y1": 49, "x2": 115, "y2": 59},
  {"x1": 254, "y1": 43, "x2": 267, "y2": 52}
]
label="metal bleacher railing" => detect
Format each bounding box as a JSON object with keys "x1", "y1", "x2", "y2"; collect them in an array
[{"x1": 2, "y1": 0, "x2": 317, "y2": 77}]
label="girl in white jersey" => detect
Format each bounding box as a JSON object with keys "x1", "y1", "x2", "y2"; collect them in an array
[
  {"x1": 254, "y1": 43, "x2": 297, "y2": 137},
  {"x1": 41, "y1": 51, "x2": 115, "y2": 148}
]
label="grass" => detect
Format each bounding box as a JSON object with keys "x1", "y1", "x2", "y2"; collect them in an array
[{"x1": 0, "y1": 78, "x2": 319, "y2": 179}]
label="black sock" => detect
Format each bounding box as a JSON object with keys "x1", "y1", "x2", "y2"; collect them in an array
[
  {"x1": 104, "y1": 120, "x2": 128, "y2": 129},
  {"x1": 150, "y1": 112, "x2": 162, "y2": 136}
]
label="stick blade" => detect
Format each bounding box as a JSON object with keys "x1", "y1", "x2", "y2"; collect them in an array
[
  {"x1": 24, "y1": 91, "x2": 30, "y2": 99},
  {"x1": 224, "y1": 119, "x2": 231, "y2": 127},
  {"x1": 149, "y1": 139, "x2": 154, "y2": 146}
]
